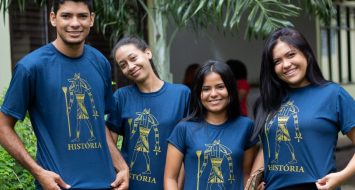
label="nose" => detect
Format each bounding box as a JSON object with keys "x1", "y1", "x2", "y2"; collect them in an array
[
  {"x1": 70, "y1": 17, "x2": 80, "y2": 27},
  {"x1": 282, "y1": 60, "x2": 292, "y2": 69},
  {"x1": 127, "y1": 61, "x2": 135, "y2": 71},
  {"x1": 210, "y1": 88, "x2": 218, "y2": 97}
]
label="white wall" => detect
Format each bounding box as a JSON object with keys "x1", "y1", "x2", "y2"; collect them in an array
[
  {"x1": 0, "y1": 10, "x2": 12, "y2": 92},
  {"x1": 170, "y1": 14, "x2": 317, "y2": 85}
]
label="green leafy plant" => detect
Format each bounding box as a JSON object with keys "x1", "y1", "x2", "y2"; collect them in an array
[{"x1": 0, "y1": 89, "x2": 36, "y2": 190}]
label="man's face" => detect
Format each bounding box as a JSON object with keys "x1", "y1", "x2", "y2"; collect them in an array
[{"x1": 50, "y1": 1, "x2": 94, "y2": 46}]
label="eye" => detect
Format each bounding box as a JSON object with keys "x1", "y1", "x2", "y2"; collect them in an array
[
  {"x1": 201, "y1": 86, "x2": 210, "y2": 92},
  {"x1": 273, "y1": 59, "x2": 280, "y2": 65},
  {"x1": 78, "y1": 14, "x2": 89, "y2": 20},
  {"x1": 130, "y1": 56, "x2": 137, "y2": 62},
  {"x1": 216, "y1": 84, "x2": 225, "y2": 90},
  {"x1": 118, "y1": 62, "x2": 127, "y2": 69},
  {"x1": 287, "y1": 52, "x2": 296, "y2": 58},
  {"x1": 61, "y1": 14, "x2": 70, "y2": 19}
]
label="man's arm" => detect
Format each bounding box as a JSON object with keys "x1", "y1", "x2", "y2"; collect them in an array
[
  {"x1": 105, "y1": 126, "x2": 129, "y2": 190},
  {"x1": 0, "y1": 112, "x2": 70, "y2": 189}
]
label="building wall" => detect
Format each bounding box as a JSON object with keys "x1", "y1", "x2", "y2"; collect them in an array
[
  {"x1": 0, "y1": 10, "x2": 12, "y2": 93},
  {"x1": 169, "y1": 14, "x2": 317, "y2": 85}
]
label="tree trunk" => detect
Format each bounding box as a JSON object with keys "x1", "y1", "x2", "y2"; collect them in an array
[{"x1": 147, "y1": 0, "x2": 172, "y2": 82}]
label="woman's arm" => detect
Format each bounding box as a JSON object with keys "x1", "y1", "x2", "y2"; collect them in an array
[
  {"x1": 164, "y1": 144, "x2": 184, "y2": 190},
  {"x1": 178, "y1": 163, "x2": 185, "y2": 190},
  {"x1": 249, "y1": 145, "x2": 265, "y2": 190},
  {"x1": 243, "y1": 145, "x2": 257, "y2": 185},
  {"x1": 251, "y1": 145, "x2": 264, "y2": 173},
  {"x1": 316, "y1": 128, "x2": 355, "y2": 190}
]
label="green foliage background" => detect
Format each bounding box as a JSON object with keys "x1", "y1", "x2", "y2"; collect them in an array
[{"x1": 0, "y1": 89, "x2": 36, "y2": 189}]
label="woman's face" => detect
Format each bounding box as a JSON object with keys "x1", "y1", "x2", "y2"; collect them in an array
[
  {"x1": 200, "y1": 72, "x2": 229, "y2": 116},
  {"x1": 114, "y1": 44, "x2": 153, "y2": 83},
  {"x1": 273, "y1": 40, "x2": 310, "y2": 88}
]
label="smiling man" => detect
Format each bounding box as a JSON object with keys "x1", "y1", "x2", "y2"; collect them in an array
[{"x1": 0, "y1": 1, "x2": 128, "y2": 189}]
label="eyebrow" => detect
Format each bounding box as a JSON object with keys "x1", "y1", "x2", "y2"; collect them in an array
[
  {"x1": 118, "y1": 53, "x2": 135, "y2": 65},
  {"x1": 59, "y1": 11, "x2": 90, "y2": 15}
]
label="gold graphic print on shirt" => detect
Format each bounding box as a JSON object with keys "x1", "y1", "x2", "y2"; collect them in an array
[
  {"x1": 129, "y1": 108, "x2": 161, "y2": 175},
  {"x1": 196, "y1": 140, "x2": 235, "y2": 190},
  {"x1": 265, "y1": 100, "x2": 303, "y2": 167},
  {"x1": 62, "y1": 73, "x2": 100, "y2": 147}
]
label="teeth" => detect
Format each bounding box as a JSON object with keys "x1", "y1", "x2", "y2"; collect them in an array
[{"x1": 284, "y1": 69, "x2": 296, "y2": 76}]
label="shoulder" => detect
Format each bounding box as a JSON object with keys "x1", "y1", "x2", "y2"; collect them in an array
[
  {"x1": 175, "y1": 120, "x2": 198, "y2": 130},
  {"x1": 165, "y1": 82, "x2": 191, "y2": 94},
  {"x1": 113, "y1": 85, "x2": 136, "y2": 97},
  {"x1": 319, "y1": 82, "x2": 341, "y2": 91},
  {"x1": 231, "y1": 116, "x2": 254, "y2": 126},
  {"x1": 17, "y1": 44, "x2": 56, "y2": 69},
  {"x1": 312, "y1": 82, "x2": 347, "y2": 96},
  {"x1": 84, "y1": 44, "x2": 105, "y2": 57},
  {"x1": 84, "y1": 44, "x2": 109, "y2": 63}
]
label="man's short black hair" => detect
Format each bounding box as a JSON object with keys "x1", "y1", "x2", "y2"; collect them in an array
[{"x1": 51, "y1": 0, "x2": 93, "y2": 14}]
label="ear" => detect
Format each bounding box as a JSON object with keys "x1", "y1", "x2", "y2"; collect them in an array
[
  {"x1": 144, "y1": 48, "x2": 153, "y2": 60},
  {"x1": 90, "y1": 12, "x2": 95, "y2": 27},
  {"x1": 50, "y1": 12, "x2": 57, "y2": 27}
]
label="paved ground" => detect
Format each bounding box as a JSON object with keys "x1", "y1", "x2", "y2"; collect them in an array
[{"x1": 336, "y1": 135, "x2": 355, "y2": 190}]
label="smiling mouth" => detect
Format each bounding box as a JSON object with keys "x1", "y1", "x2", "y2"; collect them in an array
[
  {"x1": 208, "y1": 99, "x2": 222, "y2": 104},
  {"x1": 284, "y1": 68, "x2": 297, "y2": 76},
  {"x1": 130, "y1": 69, "x2": 140, "y2": 77},
  {"x1": 67, "y1": 31, "x2": 82, "y2": 35}
]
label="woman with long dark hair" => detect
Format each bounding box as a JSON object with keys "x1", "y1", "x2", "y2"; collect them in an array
[
  {"x1": 252, "y1": 27, "x2": 355, "y2": 190},
  {"x1": 165, "y1": 60, "x2": 257, "y2": 190}
]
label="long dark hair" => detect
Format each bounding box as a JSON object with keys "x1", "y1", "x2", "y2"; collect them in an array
[
  {"x1": 253, "y1": 27, "x2": 328, "y2": 138},
  {"x1": 111, "y1": 36, "x2": 160, "y2": 79},
  {"x1": 187, "y1": 60, "x2": 241, "y2": 121},
  {"x1": 226, "y1": 59, "x2": 248, "y2": 80}
]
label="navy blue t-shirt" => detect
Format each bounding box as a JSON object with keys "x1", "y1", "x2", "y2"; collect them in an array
[
  {"x1": 260, "y1": 83, "x2": 355, "y2": 189},
  {"x1": 168, "y1": 117, "x2": 256, "y2": 190},
  {"x1": 106, "y1": 82, "x2": 190, "y2": 190},
  {"x1": 1, "y1": 43, "x2": 116, "y2": 189}
]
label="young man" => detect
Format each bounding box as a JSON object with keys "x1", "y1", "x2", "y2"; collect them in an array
[{"x1": 0, "y1": 0, "x2": 129, "y2": 189}]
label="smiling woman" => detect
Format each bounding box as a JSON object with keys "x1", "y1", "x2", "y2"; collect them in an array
[
  {"x1": 273, "y1": 41, "x2": 309, "y2": 88},
  {"x1": 165, "y1": 60, "x2": 258, "y2": 190},
  {"x1": 106, "y1": 36, "x2": 191, "y2": 190},
  {"x1": 200, "y1": 72, "x2": 230, "y2": 124},
  {"x1": 252, "y1": 27, "x2": 355, "y2": 190}
]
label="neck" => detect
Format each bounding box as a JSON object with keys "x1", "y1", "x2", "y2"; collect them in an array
[
  {"x1": 52, "y1": 39, "x2": 84, "y2": 58},
  {"x1": 137, "y1": 76, "x2": 164, "y2": 93},
  {"x1": 205, "y1": 112, "x2": 228, "y2": 125}
]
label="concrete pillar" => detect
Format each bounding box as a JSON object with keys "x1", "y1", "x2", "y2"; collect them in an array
[{"x1": 0, "y1": 10, "x2": 12, "y2": 93}]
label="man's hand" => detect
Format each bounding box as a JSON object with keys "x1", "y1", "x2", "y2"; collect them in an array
[
  {"x1": 36, "y1": 169, "x2": 70, "y2": 190},
  {"x1": 111, "y1": 168, "x2": 129, "y2": 190}
]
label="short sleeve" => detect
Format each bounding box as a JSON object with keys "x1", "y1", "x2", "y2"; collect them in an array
[
  {"x1": 105, "y1": 90, "x2": 124, "y2": 134},
  {"x1": 167, "y1": 122, "x2": 187, "y2": 154},
  {"x1": 104, "y1": 59, "x2": 115, "y2": 114},
  {"x1": 245, "y1": 119, "x2": 258, "y2": 150},
  {"x1": 1, "y1": 64, "x2": 32, "y2": 121},
  {"x1": 182, "y1": 86, "x2": 191, "y2": 117},
  {"x1": 337, "y1": 87, "x2": 355, "y2": 134}
]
